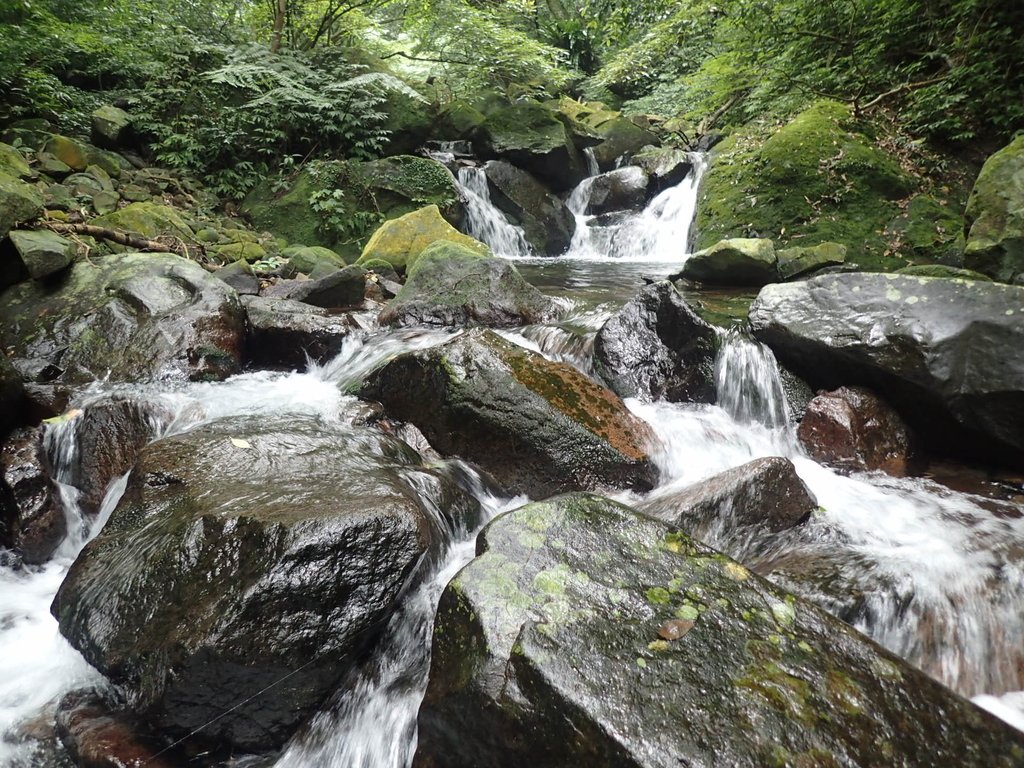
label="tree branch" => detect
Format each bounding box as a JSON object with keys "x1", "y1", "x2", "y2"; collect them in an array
[
  {"x1": 858, "y1": 75, "x2": 948, "y2": 112},
  {"x1": 42, "y1": 222, "x2": 197, "y2": 258}
]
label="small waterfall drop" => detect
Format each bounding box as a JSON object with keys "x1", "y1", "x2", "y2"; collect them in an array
[
  {"x1": 565, "y1": 152, "x2": 708, "y2": 261},
  {"x1": 714, "y1": 329, "x2": 791, "y2": 431},
  {"x1": 456, "y1": 166, "x2": 532, "y2": 258}
]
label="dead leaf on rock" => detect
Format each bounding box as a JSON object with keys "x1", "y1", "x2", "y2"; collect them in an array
[
  {"x1": 229, "y1": 438, "x2": 251, "y2": 449},
  {"x1": 658, "y1": 618, "x2": 695, "y2": 641}
]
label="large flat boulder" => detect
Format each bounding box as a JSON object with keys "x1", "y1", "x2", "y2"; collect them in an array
[
  {"x1": 416, "y1": 493, "x2": 1024, "y2": 768},
  {"x1": 242, "y1": 295, "x2": 357, "y2": 368},
  {"x1": 362, "y1": 329, "x2": 658, "y2": 496},
  {"x1": 680, "y1": 238, "x2": 779, "y2": 286},
  {"x1": 964, "y1": 135, "x2": 1024, "y2": 283},
  {"x1": 593, "y1": 281, "x2": 719, "y2": 403},
  {"x1": 749, "y1": 273, "x2": 1024, "y2": 466},
  {"x1": 379, "y1": 241, "x2": 557, "y2": 328},
  {"x1": 483, "y1": 160, "x2": 575, "y2": 255},
  {"x1": 0, "y1": 253, "x2": 245, "y2": 384},
  {"x1": 53, "y1": 415, "x2": 479, "y2": 752}
]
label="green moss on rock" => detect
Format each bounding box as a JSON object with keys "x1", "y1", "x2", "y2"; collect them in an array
[
  {"x1": 91, "y1": 202, "x2": 194, "y2": 240},
  {"x1": 964, "y1": 135, "x2": 1024, "y2": 282},
  {"x1": 0, "y1": 172, "x2": 44, "y2": 239},
  {"x1": 358, "y1": 205, "x2": 488, "y2": 273},
  {"x1": 696, "y1": 101, "x2": 915, "y2": 270}
]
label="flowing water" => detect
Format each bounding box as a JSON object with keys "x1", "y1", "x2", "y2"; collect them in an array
[{"x1": 1, "y1": 154, "x2": 1023, "y2": 767}]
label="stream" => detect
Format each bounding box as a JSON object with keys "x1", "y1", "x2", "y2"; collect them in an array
[{"x1": 2, "y1": 154, "x2": 1023, "y2": 766}]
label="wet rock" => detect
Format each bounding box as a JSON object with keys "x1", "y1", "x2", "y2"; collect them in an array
[
  {"x1": 896, "y1": 264, "x2": 991, "y2": 281},
  {"x1": 591, "y1": 117, "x2": 659, "y2": 171},
  {"x1": 632, "y1": 146, "x2": 693, "y2": 192},
  {"x1": 8, "y1": 230, "x2": 74, "y2": 280},
  {"x1": 798, "y1": 386, "x2": 912, "y2": 475},
  {"x1": 0, "y1": 354, "x2": 27, "y2": 437},
  {"x1": 416, "y1": 493, "x2": 1024, "y2": 768},
  {"x1": 640, "y1": 457, "x2": 816, "y2": 535},
  {"x1": 66, "y1": 397, "x2": 174, "y2": 518},
  {"x1": 53, "y1": 414, "x2": 478, "y2": 752},
  {"x1": 379, "y1": 242, "x2": 557, "y2": 328},
  {"x1": 776, "y1": 241, "x2": 847, "y2": 280},
  {"x1": 964, "y1": 135, "x2": 1024, "y2": 283},
  {"x1": 56, "y1": 690, "x2": 173, "y2": 768},
  {"x1": 0, "y1": 427, "x2": 64, "y2": 563},
  {"x1": 357, "y1": 205, "x2": 489, "y2": 273},
  {"x1": 482, "y1": 161, "x2": 575, "y2": 255},
  {"x1": 362, "y1": 329, "x2": 658, "y2": 496},
  {"x1": 475, "y1": 101, "x2": 586, "y2": 193},
  {"x1": 679, "y1": 238, "x2": 779, "y2": 286},
  {"x1": 583, "y1": 167, "x2": 649, "y2": 215},
  {"x1": 0, "y1": 171, "x2": 44, "y2": 240},
  {"x1": 0, "y1": 253, "x2": 245, "y2": 385},
  {"x1": 0, "y1": 142, "x2": 33, "y2": 179},
  {"x1": 749, "y1": 273, "x2": 1024, "y2": 466},
  {"x1": 264, "y1": 265, "x2": 368, "y2": 309},
  {"x1": 593, "y1": 281, "x2": 719, "y2": 403},
  {"x1": 242, "y1": 295, "x2": 357, "y2": 368},
  {"x1": 214, "y1": 260, "x2": 260, "y2": 295}
]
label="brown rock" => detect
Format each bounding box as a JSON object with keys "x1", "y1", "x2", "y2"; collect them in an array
[
  {"x1": 798, "y1": 386, "x2": 911, "y2": 475},
  {"x1": 641, "y1": 456, "x2": 816, "y2": 535},
  {"x1": 56, "y1": 690, "x2": 175, "y2": 768}
]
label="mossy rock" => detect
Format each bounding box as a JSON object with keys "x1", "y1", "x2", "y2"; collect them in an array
[
  {"x1": 359, "y1": 257, "x2": 396, "y2": 276},
  {"x1": 213, "y1": 242, "x2": 266, "y2": 263},
  {"x1": 380, "y1": 87, "x2": 434, "y2": 155},
  {"x1": 42, "y1": 135, "x2": 90, "y2": 172},
  {"x1": 777, "y1": 242, "x2": 848, "y2": 280},
  {"x1": 0, "y1": 172, "x2": 44, "y2": 239},
  {"x1": 8, "y1": 230, "x2": 74, "y2": 280},
  {"x1": 37, "y1": 152, "x2": 72, "y2": 177},
  {"x1": 964, "y1": 135, "x2": 1024, "y2": 283},
  {"x1": 243, "y1": 171, "x2": 328, "y2": 251},
  {"x1": 358, "y1": 205, "x2": 489, "y2": 273},
  {"x1": 0, "y1": 143, "x2": 32, "y2": 180},
  {"x1": 379, "y1": 241, "x2": 556, "y2": 328},
  {"x1": 91, "y1": 202, "x2": 194, "y2": 240},
  {"x1": 91, "y1": 105, "x2": 133, "y2": 149},
  {"x1": 680, "y1": 238, "x2": 779, "y2": 286},
  {"x1": 287, "y1": 245, "x2": 347, "y2": 275},
  {"x1": 696, "y1": 101, "x2": 915, "y2": 270},
  {"x1": 592, "y1": 117, "x2": 659, "y2": 171},
  {"x1": 434, "y1": 100, "x2": 487, "y2": 140},
  {"x1": 886, "y1": 195, "x2": 965, "y2": 266},
  {"x1": 416, "y1": 493, "x2": 1024, "y2": 768},
  {"x1": 351, "y1": 155, "x2": 462, "y2": 223}
]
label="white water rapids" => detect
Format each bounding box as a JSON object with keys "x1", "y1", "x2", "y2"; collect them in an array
[{"x1": 1, "y1": 157, "x2": 1023, "y2": 767}]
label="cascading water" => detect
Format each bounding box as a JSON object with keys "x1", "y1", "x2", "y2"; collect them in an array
[
  {"x1": 565, "y1": 152, "x2": 709, "y2": 261},
  {"x1": 714, "y1": 328, "x2": 792, "y2": 431},
  {"x1": 456, "y1": 166, "x2": 532, "y2": 258}
]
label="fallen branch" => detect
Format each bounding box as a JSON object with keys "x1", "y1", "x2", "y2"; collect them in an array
[
  {"x1": 697, "y1": 91, "x2": 748, "y2": 136},
  {"x1": 857, "y1": 75, "x2": 949, "y2": 114},
  {"x1": 41, "y1": 221, "x2": 194, "y2": 258}
]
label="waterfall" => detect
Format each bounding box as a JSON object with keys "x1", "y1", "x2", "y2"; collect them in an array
[
  {"x1": 565, "y1": 152, "x2": 708, "y2": 261},
  {"x1": 714, "y1": 329, "x2": 791, "y2": 431},
  {"x1": 456, "y1": 166, "x2": 532, "y2": 258}
]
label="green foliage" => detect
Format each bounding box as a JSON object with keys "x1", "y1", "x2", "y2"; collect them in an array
[{"x1": 306, "y1": 160, "x2": 384, "y2": 244}]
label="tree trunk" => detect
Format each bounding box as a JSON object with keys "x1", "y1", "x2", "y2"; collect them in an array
[{"x1": 270, "y1": 0, "x2": 287, "y2": 53}]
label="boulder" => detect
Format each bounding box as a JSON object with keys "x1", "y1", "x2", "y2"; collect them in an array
[
  {"x1": 353, "y1": 155, "x2": 463, "y2": 226},
  {"x1": 362, "y1": 329, "x2": 658, "y2": 496},
  {"x1": 776, "y1": 241, "x2": 847, "y2": 280},
  {"x1": 696, "y1": 101, "x2": 914, "y2": 270},
  {"x1": 37, "y1": 152, "x2": 72, "y2": 178},
  {"x1": 0, "y1": 253, "x2": 245, "y2": 384},
  {"x1": 593, "y1": 281, "x2": 719, "y2": 403},
  {"x1": 63, "y1": 397, "x2": 174, "y2": 518},
  {"x1": 0, "y1": 143, "x2": 32, "y2": 179},
  {"x1": 482, "y1": 160, "x2": 575, "y2": 255},
  {"x1": 41, "y1": 136, "x2": 90, "y2": 172},
  {"x1": 475, "y1": 101, "x2": 586, "y2": 193},
  {"x1": 56, "y1": 689, "x2": 174, "y2": 768},
  {"x1": 583, "y1": 167, "x2": 649, "y2": 215},
  {"x1": 0, "y1": 427, "x2": 64, "y2": 563},
  {"x1": 214, "y1": 260, "x2": 260, "y2": 295},
  {"x1": 0, "y1": 172, "x2": 44, "y2": 240},
  {"x1": 53, "y1": 414, "x2": 479, "y2": 752},
  {"x1": 379, "y1": 241, "x2": 557, "y2": 328},
  {"x1": 212, "y1": 242, "x2": 265, "y2": 263},
  {"x1": 895, "y1": 264, "x2": 990, "y2": 281},
  {"x1": 886, "y1": 194, "x2": 965, "y2": 266},
  {"x1": 357, "y1": 205, "x2": 489, "y2": 273},
  {"x1": 89, "y1": 202, "x2": 194, "y2": 241},
  {"x1": 964, "y1": 135, "x2": 1024, "y2": 282},
  {"x1": 416, "y1": 493, "x2": 1024, "y2": 768},
  {"x1": 90, "y1": 105, "x2": 134, "y2": 150},
  {"x1": 749, "y1": 273, "x2": 1024, "y2": 466},
  {"x1": 640, "y1": 457, "x2": 816, "y2": 536},
  {"x1": 286, "y1": 245, "x2": 346, "y2": 275},
  {"x1": 798, "y1": 386, "x2": 912, "y2": 475},
  {"x1": 632, "y1": 146, "x2": 693, "y2": 192},
  {"x1": 8, "y1": 230, "x2": 74, "y2": 280},
  {"x1": 242, "y1": 295, "x2": 357, "y2": 368},
  {"x1": 679, "y1": 238, "x2": 779, "y2": 286},
  {"x1": 264, "y1": 265, "x2": 368, "y2": 308},
  {"x1": 591, "y1": 118, "x2": 659, "y2": 171}
]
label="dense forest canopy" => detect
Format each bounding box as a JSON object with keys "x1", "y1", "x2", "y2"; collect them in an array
[{"x1": 2, "y1": 0, "x2": 1021, "y2": 196}]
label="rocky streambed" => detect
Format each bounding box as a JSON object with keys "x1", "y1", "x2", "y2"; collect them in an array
[{"x1": 1, "y1": 126, "x2": 1024, "y2": 767}]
